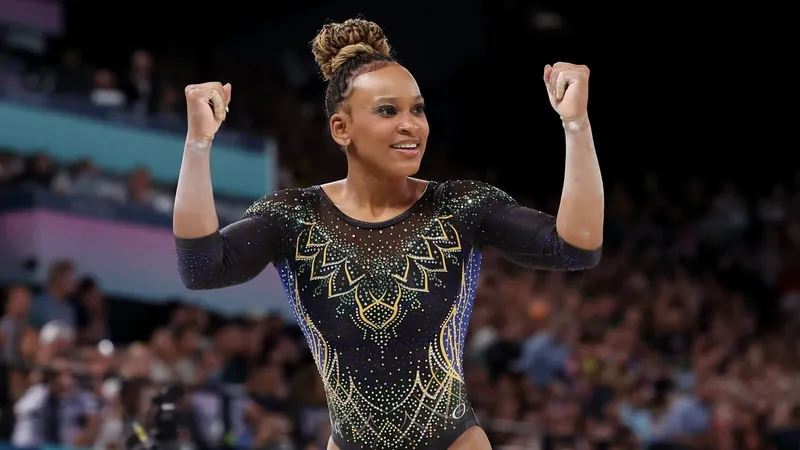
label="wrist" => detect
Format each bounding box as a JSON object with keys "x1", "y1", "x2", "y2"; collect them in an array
[
  {"x1": 562, "y1": 115, "x2": 589, "y2": 133},
  {"x1": 185, "y1": 135, "x2": 213, "y2": 152}
]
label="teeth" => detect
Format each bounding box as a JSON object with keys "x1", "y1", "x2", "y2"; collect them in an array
[{"x1": 392, "y1": 144, "x2": 418, "y2": 149}]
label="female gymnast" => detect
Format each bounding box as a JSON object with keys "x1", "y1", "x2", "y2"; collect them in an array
[{"x1": 174, "y1": 18, "x2": 603, "y2": 450}]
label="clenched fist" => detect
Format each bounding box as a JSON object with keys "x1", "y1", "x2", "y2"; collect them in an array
[
  {"x1": 185, "y1": 82, "x2": 232, "y2": 143},
  {"x1": 543, "y1": 63, "x2": 589, "y2": 123}
]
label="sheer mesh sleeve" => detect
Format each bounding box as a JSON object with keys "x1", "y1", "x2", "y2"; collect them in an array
[
  {"x1": 174, "y1": 189, "x2": 303, "y2": 290},
  {"x1": 442, "y1": 180, "x2": 601, "y2": 270}
]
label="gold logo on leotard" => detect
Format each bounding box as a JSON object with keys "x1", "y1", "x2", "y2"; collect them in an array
[
  {"x1": 392, "y1": 215, "x2": 462, "y2": 292},
  {"x1": 294, "y1": 221, "x2": 365, "y2": 298},
  {"x1": 294, "y1": 216, "x2": 462, "y2": 334}
]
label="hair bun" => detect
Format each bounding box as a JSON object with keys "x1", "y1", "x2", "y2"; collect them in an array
[{"x1": 311, "y1": 18, "x2": 391, "y2": 81}]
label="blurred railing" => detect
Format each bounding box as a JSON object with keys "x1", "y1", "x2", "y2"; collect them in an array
[
  {"x1": 0, "y1": 185, "x2": 288, "y2": 316},
  {"x1": 0, "y1": 84, "x2": 277, "y2": 198},
  {"x1": 0, "y1": 86, "x2": 263, "y2": 151}
]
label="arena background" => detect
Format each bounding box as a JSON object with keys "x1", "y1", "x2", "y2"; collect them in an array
[{"x1": 0, "y1": 1, "x2": 796, "y2": 449}]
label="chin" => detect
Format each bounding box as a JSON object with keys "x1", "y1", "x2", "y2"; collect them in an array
[
  {"x1": 370, "y1": 150, "x2": 423, "y2": 178},
  {"x1": 392, "y1": 160, "x2": 422, "y2": 177}
]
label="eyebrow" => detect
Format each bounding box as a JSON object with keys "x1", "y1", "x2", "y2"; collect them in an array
[{"x1": 373, "y1": 95, "x2": 424, "y2": 104}]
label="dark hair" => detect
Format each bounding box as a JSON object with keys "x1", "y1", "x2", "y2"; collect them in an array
[{"x1": 311, "y1": 18, "x2": 396, "y2": 118}]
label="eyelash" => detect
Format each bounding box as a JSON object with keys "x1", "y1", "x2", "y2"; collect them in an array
[{"x1": 376, "y1": 104, "x2": 426, "y2": 117}]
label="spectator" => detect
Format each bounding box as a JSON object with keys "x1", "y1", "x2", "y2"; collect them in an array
[
  {"x1": 11, "y1": 357, "x2": 99, "y2": 447},
  {"x1": 13, "y1": 154, "x2": 57, "y2": 188},
  {"x1": 0, "y1": 285, "x2": 31, "y2": 364},
  {"x1": 73, "y1": 277, "x2": 109, "y2": 346},
  {"x1": 53, "y1": 49, "x2": 92, "y2": 96},
  {"x1": 121, "y1": 50, "x2": 160, "y2": 116},
  {"x1": 30, "y1": 260, "x2": 78, "y2": 329},
  {"x1": 89, "y1": 68, "x2": 126, "y2": 108}
]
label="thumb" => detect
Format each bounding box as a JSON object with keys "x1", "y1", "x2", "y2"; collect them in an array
[
  {"x1": 223, "y1": 83, "x2": 232, "y2": 110},
  {"x1": 555, "y1": 72, "x2": 568, "y2": 101}
]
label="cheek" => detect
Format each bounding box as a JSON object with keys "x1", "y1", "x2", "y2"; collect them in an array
[
  {"x1": 353, "y1": 117, "x2": 396, "y2": 148},
  {"x1": 419, "y1": 119, "x2": 431, "y2": 138}
]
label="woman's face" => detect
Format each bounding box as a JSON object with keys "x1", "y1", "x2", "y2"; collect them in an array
[{"x1": 331, "y1": 64, "x2": 429, "y2": 178}]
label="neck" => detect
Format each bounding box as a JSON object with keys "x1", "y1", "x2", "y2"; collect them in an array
[{"x1": 342, "y1": 160, "x2": 415, "y2": 208}]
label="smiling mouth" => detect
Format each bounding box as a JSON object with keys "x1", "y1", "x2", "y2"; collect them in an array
[
  {"x1": 390, "y1": 144, "x2": 419, "y2": 150},
  {"x1": 390, "y1": 144, "x2": 420, "y2": 157}
]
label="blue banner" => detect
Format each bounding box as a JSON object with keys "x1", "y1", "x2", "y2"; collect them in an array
[{"x1": 0, "y1": 90, "x2": 277, "y2": 198}]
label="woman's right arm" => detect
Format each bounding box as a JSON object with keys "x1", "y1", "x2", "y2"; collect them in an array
[
  {"x1": 173, "y1": 139, "x2": 220, "y2": 239},
  {"x1": 173, "y1": 82, "x2": 284, "y2": 290},
  {"x1": 173, "y1": 82, "x2": 231, "y2": 240}
]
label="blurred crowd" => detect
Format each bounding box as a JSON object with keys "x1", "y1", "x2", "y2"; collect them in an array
[
  {"x1": 0, "y1": 149, "x2": 249, "y2": 224},
  {"x1": 2, "y1": 169, "x2": 800, "y2": 450},
  {"x1": 0, "y1": 269, "x2": 321, "y2": 450},
  {"x1": 1, "y1": 45, "x2": 363, "y2": 187},
  {"x1": 2, "y1": 35, "x2": 800, "y2": 450},
  {"x1": 0, "y1": 150, "x2": 173, "y2": 212}
]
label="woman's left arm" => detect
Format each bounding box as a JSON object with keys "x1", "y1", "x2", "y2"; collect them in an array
[
  {"x1": 475, "y1": 63, "x2": 603, "y2": 271},
  {"x1": 555, "y1": 116, "x2": 603, "y2": 251},
  {"x1": 547, "y1": 62, "x2": 604, "y2": 252}
]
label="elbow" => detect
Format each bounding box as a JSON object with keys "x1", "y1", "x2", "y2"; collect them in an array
[
  {"x1": 176, "y1": 255, "x2": 220, "y2": 291},
  {"x1": 577, "y1": 246, "x2": 602, "y2": 270},
  {"x1": 503, "y1": 244, "x2": 601, "y2": 271},
  {"x1": 177, "y1": 260, "x2": 237, "y2": 291},
  {"x1": 179, "y1": 272, "x2": 209, "y2": 291},
  {"x1": 561, "y1": 240, "x2": 602, "y2": 271},
  {"x1": 181, "y1": 279, "x2": 205, "y2": 291},
  {"x1": 179, "y1": 272, "x2": 229, "y2": 291},
  {"x1": 175, "y1": 235, "x2": 224, "y2": 291},
  {"x1": 179, "y1": 274, "x2": 229, "y2": 291}
]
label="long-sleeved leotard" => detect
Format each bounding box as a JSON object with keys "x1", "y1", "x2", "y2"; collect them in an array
[{"x1": 175, "y1": 181, "x2": 600, "y2": 450}]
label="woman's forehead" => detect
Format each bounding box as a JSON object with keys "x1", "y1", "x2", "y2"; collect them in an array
[{"x1": 350, "y1": 65, "x2": 422, "y2": 102}]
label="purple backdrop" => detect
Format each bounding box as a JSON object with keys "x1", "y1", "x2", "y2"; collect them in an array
[
  {"x1": 0, "y1": 209, "x2": 289, "y2": 317},
  {"x1": 0, "y1": 0, "x2": 62, "y2": 34}
]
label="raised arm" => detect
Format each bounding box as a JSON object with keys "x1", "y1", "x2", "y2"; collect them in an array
[
  {"x1": 173, "y1": 82, "x2": 285, "y2": 290},
  {"x1": 473, "y1": 62, "x2": 603, "y2": 270},
  {"x1": 173, "y1": 82, "x2": 232, "y2": 240},
  {"x1": 545, "y1": 63, "x2": 604, "y2": 252}
]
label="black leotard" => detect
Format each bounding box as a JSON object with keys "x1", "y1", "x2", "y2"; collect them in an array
[{"x1": 175, "y1": 180, "x2": 600, "y2": 450}]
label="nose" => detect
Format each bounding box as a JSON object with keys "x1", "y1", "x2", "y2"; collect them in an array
[{"x1": 397, "y1": 118, "x2": 420, "y2": 135}]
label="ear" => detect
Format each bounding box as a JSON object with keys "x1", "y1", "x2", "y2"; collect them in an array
[{"x1": 329, "y1": 113, "x2": 351, "y2": 148}]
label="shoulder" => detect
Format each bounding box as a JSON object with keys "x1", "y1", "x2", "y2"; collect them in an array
[
  {"x1": 434, "y1": 180, "x2": 517, "y2": 205},
  {"x1": 242, "y1": 186, "x2": 320, "y2": 218}
]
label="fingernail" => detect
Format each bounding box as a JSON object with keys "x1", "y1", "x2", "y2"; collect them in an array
[{"x1": 226, "y1": 106, "x2": 230, "y2": 113}]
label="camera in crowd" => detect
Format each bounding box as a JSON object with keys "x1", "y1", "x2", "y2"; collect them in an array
[{"x1": 125, "y1": 384, "x2": 188, "y2": 450}]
